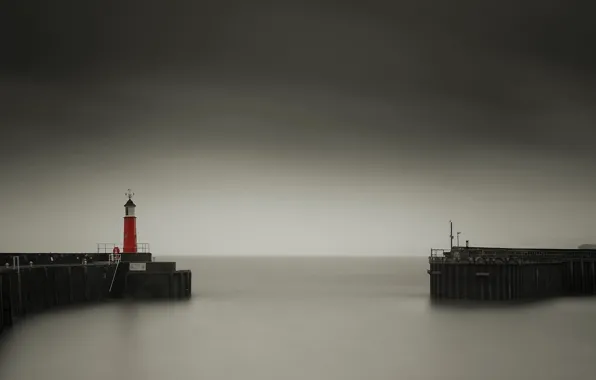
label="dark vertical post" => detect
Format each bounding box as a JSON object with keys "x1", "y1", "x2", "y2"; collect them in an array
[
  {"x1": 507, "y1": 264, "x2": 512, "y2": 300},
  {"x1": 592, "y1": 260, "x2": 596, "y2": 294},
  {"x1": 488, "y1": 267, "x2": 493, "y2": 301},
  {"x1": 43, "y1": 267, "x2": 49, "y2": 309},
  {"x1": 520, "y1": 264, "x2": 525, "y2": 299},
  {"x1": 68, "y1": 267, "x2": 73, "y2": 304},
  {"x1": 519, "y1": 264, "x2": 523, "y2": 299},
  {"x1": 450, "y1": 220, "x2": 453, "y2": 250},
  {"x1": 449, "y1": 264, "x2": 454, "y2": 299},
  {"x1": 535, "y1": 265, "x2": 540, "y2": 297},
  {"x1": 0, "y1": 275, "x2": 3, "y2": 332},
  {"x1": 436, "y1": 264, "x2": 440, "y2": 299},
  {"x1": 431, "y1": 263, "x2": 437, "y2": 299},
  {"x1": 569, "y1": 261, "x2": 574, "y2": 294},
  {"x1": 516, "y1": 264, "x2": 521, "y2": 299},
  {"x1": 84, "y1": 266, "x2": 89, "y2": 301},
  {"x1": 515, "y1": 264, "x2": 519, "y2": 299},
  {"x1": 52, "y1": 267, "x2": 58, "y2": 306},
  {"x1": 496, "y1": 264, "x2": 501, "y2": 300},
  {"x1": 440, "y1": 263, "x2": 445, "y2": 299},
  {"x1": 581, "y1": 259, "x2": 585, "y2": 294},
  {"x1": 429, "y1": 262, "x2": 433, "y2": 299},
  {"x1": 455, "y1": 264, "x2": 460, "y2": 298},
  {"x1": 13, "y1": 257, "x2": 21, "y2": 316},
  {"x1": 445, "y1": 265, "x2": 451, "y2": 299},
  {"x1": 429, "y1": 250, "x2": 434, "y2": 299},
  {"x1": 496, "y1": 265, "x2": 501, "y2": 300}
]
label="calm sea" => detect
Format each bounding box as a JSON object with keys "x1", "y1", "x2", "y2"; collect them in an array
[{"x1": 0, "y1": 256, "x2": 595, "y2": 380}]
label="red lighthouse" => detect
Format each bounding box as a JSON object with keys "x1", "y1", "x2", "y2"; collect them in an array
[{"x1": 123, "y1": 189, "x2": 138, "y2": 253}]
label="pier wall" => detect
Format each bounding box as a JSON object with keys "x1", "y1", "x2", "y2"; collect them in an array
[
  {"x1": 0, "y1": 263, "x2": 118, "y2": 336},
  {"x1": 117, "y1": 261, "x2": 192, "y2": 299},
  {"x1": 564, "y1": 259, "x2": 596, "y2": 295},
  {"x1": 125, "y1": 270, "x2": 192, "y2": 299},
  {"x1": 429, "y1": 262, "x2": 567, "y2": 300},
  {"x1": 0, "y1": 253, "x2": 192, "y2": 338},
  {"x1": 429, "y1": 248, "x2": 596, "y2": 301}
]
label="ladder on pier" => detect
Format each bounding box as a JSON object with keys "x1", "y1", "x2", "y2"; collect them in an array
[{"x1": 108, "y1": 253, "x2": 121, "y2": 293}]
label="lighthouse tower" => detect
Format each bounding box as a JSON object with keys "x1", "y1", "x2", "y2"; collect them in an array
[{"x1": 123, "y1": 189, "x2": 138, "y2": 253}]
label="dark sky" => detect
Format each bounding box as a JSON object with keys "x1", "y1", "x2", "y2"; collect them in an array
[{"x1": 1, "y1": 1, "x2": 595, "y2": 254}]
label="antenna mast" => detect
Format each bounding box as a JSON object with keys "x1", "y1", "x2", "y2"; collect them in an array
[{"x1": 449, "y1": 220, "x2": 454, "y2": 250}]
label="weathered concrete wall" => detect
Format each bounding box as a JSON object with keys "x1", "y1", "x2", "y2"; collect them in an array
[
  {"x1": 124, "y1": 270, "x2": 191, "y2": 299},
  {"x1": 0, "y1": 254, "x2": 193, "y2": 339},
  {"x1": 429, "y1": 259, "x2": 596, "y2": 301},
  {"x1": 0, "y1": 263, "x2": 121, "y2": 336},
  {"x1": 563, "y1": 260, "x2": 596, "y2": 295}
]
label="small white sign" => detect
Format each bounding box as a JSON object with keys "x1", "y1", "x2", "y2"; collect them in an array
[{"x1": 129, "y1": 263, "x2": 147, "y2": 271}]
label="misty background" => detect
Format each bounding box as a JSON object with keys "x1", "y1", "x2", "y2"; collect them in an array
[{"x1": 1, "y1": 1, "x2": 595, "y2": 254}]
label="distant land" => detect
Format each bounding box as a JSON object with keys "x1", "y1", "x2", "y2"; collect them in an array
[{"x1": 578, "y1": 244, "x2": 596, "y2": 249}]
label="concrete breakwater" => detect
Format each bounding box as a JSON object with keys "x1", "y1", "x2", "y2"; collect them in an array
[
  {"x1": 428, "y1": 247, "x2": 596, "y2": 301},
  {"x1": 0, "y1": 252, "x2": 191, "y2": 337}
]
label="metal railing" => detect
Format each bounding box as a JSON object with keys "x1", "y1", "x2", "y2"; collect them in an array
[
  {"x1": 97, "y1": 243, "x2": 118, "y2": 254},
  {"x1": 108, "y1": 253, "x2": 121, "y2": 264},
  {"x1": 428, "y1": 250, "x2": 595, "y2": 264},
  {"x1": 430, "y1": 248, "x2": 450, "y2": 257},
  {"x1": 137, "y1": 243, "x2": 150, "y2": 253},
  {"x1": 97, "y1": 242, "x2": 151, "y2": 254}
]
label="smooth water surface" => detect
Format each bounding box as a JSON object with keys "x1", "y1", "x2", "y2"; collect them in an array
[{"x1": 0, "y1": 256, "x2": 595, "y2": 380}]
